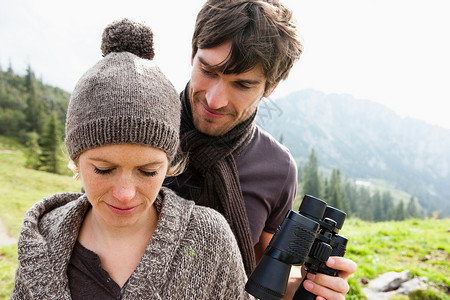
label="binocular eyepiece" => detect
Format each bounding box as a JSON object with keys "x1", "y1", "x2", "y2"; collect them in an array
[{"x1": 245, "y1": 195, "x2": 348, "y2": 300}]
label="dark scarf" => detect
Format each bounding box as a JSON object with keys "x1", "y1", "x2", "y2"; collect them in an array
[{"x1": 179, "y1": 83, "x2": 256, "y2": 275}]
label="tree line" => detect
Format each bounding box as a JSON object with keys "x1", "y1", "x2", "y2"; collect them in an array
[
  {"x1": 0, "y1": 64, "x2": 431, "y2": 221},
  {"x1": 0, "y1": 64, "x2": 69, "y2": 174},
  {"x1": 295, "y1": 149, "x2": 425, "y2": 222}
]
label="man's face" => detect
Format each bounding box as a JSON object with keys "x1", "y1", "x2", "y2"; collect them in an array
[{"x1": 189, "y1": 40, "x2": 276, "y2": 136}]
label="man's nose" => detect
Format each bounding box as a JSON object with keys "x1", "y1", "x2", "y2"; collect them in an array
[{"x1": 205, "y1": 80, "x2": 229, "y2": 110}]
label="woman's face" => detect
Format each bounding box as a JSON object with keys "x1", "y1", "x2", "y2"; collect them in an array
[{"x1": 78, "y1": 144, "x2": 168, "y2": 228}]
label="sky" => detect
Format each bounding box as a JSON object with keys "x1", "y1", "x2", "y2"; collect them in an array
[{"x1": 1, "y1": 0, "x2": 449, "y2": 129}]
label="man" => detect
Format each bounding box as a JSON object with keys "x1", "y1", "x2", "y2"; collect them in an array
[{"x1": 165, "y1": 0, "x2": 357, "y2": 298}]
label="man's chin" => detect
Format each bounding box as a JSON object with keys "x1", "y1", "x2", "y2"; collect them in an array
[
  {"x1": 198, "y1": 126, "x2": 224, "y2": 137},
  {"x1": 195, "y1": 120, "x2": 230, "y2": 137}
]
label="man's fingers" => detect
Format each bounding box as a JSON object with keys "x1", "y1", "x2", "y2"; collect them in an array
[
  {"x1": 307, "y1": 272, "x2": 350, "y2": 295},
  {"x1": 326, "y1": 257, "x2": 357, "y2": 280}
]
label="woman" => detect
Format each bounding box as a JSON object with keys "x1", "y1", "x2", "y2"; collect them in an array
[{"x1": 10, "y1": 19, "x2": 252, "y2": 300}]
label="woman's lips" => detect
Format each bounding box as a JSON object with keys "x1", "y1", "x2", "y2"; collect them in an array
[
  {"x1": 106, "y1": 203, "x2": 138, "y2": 215},
  {"x1": 201, "y1": 104, "x2": 225, "y2": 119}
]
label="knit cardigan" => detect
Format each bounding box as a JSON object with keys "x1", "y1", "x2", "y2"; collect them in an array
[{"x1": 10, "y1": 187, "x2": 254, "y2": 299}]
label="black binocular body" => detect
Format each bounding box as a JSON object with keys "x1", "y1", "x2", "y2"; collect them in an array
[{"x1": 245, "y1": 195, "x2": 348, "y2": 300}]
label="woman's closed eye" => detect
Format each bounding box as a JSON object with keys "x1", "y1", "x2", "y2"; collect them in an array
[
  {"x1": 93, "y1": 166, "x2": 159, "y2": 177},
  {"x1": 94, "y1": 167, "x2": 114, "y2": 175},
  {"x1": 139, "y1": 169, "x2": 158, "y2": 177}
]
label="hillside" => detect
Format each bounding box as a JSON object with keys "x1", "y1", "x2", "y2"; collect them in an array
[
  {"x1": 1, "y1": 136, "x2": 449, "y2": 299},
  {"x1": 0, "y1": 67, "x2": 70, "y2": 139},
  {"x1": 259, "y1": 89, "x2": 450, "y2": 217}
]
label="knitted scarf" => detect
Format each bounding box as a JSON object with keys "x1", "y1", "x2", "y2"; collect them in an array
[{"x1": 179, "y1": 83, "x2": 256, "y2": 275}]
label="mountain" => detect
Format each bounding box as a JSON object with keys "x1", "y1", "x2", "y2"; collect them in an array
[{"x1": 257, "y1": 89, "x2": 450, "y2": 217}]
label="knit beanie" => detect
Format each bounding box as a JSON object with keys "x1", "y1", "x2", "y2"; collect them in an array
[{"x1": 65, "y1": 19, "x2": 180, "y2": 161}]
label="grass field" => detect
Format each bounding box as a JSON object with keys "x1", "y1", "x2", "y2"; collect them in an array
[
  {"x1": 343, "y1": 218, "x2": 450, "y2": 299},
  {"x1": 0, "y1": 136, "x2": 449, "y2": 299},
  {"x1": 0, "y1": 136, "x2": 81, "y2": 299}
]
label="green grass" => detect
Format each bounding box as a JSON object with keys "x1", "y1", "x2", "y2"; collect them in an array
[
  {"x1": 0, "y1": 245, "x2": 17, "y2": 299},
  {"x1": 343, "y1": 218, "x2": 450, "y2": 299},
  {"x1": 0, "y1": 137, "x2": 81, "y2": 238},
  {"x1": 0, "y1": 136, "x2": 81, "y2": 299},
  {"x1": 1, "y1": 136, "x2": 449, "y2": 299}
]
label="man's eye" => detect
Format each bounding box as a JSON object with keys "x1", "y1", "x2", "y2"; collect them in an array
[
  {"x1": 140, "y1": 170, "x2": 158, "y2": 177},
  {"x1": 236, "y1": 82, "x2": 251, "y2": 90},
  {"x1": 94, "y1": 167, "x2": 113, "y2": 175},
  {"x1": 201, "y1": 68, "x2": 214, "y2": 76}
]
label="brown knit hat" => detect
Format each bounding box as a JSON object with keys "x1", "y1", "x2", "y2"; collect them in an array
[{"x1": 65, "y1": 19, "x2": 180, "y2": 161}]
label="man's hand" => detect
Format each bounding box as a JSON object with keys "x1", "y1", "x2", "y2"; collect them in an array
[
  {"x1": 283, "y1": 257, "x2": 357, "y2": 299},
  {"x1": 283, "y1": 267, "x2": 302, "y2": 299},
  {"x1": 301, "y1": 257, "x2": 357, "y2": 300}
]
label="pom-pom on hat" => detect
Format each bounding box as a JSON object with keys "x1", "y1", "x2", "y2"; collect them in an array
[{"x1": 65, "y1": 19, "x2": 180, "y2": 161}]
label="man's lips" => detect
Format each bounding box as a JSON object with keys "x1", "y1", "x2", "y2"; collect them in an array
[
  {"x1": 106, "y1": 203, "x2": 138, "y2": 215},
  {"x1": 201, "y1": 104, "x2": 225, "y2": 119}
]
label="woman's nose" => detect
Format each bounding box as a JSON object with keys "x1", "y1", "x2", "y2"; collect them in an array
[{"x1": 112, "y1": 178, "x2": 136, "y2": 203}]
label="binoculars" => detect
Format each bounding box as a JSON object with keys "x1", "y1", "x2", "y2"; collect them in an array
[{"x1": 245, "y1": 195, "x2": 348, "y2": 300}]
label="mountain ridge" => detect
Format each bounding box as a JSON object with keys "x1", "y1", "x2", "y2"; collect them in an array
[{"x1": 258, "y1": 89, "x2": 450, "y2": 216}]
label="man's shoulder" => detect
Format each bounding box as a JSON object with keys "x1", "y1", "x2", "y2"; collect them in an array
[
  {"x1": 255, "y1": 126, "x2": 288, "y2": 148},
  {"x1": 245, "y1": 126, "x2": 294, "y2": 161},
  {"x1": 236, "y1": 126, "x2": 297, "y2": 180}
]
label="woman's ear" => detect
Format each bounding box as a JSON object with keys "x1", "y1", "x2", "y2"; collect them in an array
[{"x1": 68, "y1": 160, "x2": 80, "y2": 180}]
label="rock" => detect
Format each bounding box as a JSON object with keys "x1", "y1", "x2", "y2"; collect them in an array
[
  {"x1": 367, "y1": 270, "x2": 410, "y2": 292},
  {"x1": 421, "y1": 255, "x2": 432, "y2": 261},
  {"x1": 359, "y1": 277, "x2": 370, "y2": 285},
  {"x1": 396, "y1": 277, "x2": 428, "y2": 295},
  {"x1": 362, "y1": 270, "x2": 429, "y2": 300}
]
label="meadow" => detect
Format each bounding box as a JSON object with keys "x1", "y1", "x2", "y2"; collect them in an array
[
  {"x1": 0, "y1": 136, "x2": 448, "y2": 299},
  {"x1": 0, "y1": 136, "x2": 81, "y2": 299}
]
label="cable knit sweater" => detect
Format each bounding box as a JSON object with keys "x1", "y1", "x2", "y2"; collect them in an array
[{"x1": 10, "y1": 187, "x2": 254, "y2": 299}]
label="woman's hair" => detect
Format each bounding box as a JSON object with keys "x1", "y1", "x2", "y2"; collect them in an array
[
  {"x1": 192, "y1": 0, "x2": 303, "y2": 91},
  {"x1": 166, "y1": 154, "x2": 187, "y2": 177}
]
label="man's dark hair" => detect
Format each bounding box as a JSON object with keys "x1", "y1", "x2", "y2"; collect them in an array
[{"x1": 192, "y1": 0, "x2": 303, "y2": 91}]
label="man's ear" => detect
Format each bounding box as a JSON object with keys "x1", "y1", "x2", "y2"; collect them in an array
[{"x1": 264, "y1": 82, "x2": 279, "y2": 98}]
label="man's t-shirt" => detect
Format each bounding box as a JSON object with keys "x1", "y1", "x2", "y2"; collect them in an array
[{"x1": 165, "y1": 126, "x2": 297, "y2": 245}]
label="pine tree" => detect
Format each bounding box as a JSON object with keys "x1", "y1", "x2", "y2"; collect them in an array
[
  {"x1": 25, "y1": 131, "x2": 41, "y2": 169},
  {"x1": 381, "y1": 191, "x2": 395, "y2": 220},
  {"x1": 25, "y1": 64, "x2": 34, "y2": 91},
  {"x1": 325, "y1": 169, "x2": 350, "y2": 213},
  {"x1": 324, "y1": 169, "x2": 341, "y2": 209},
  {"x1": 345, "y1": 182, "x2": 358, "y2": 217},
  {"x1": 406, "y1": 197, "x2": 422, "y2": 219},
  {"x1": 394, "y1": 201, "x2": 406, "y2": 221},
  {"x1": 7, "y1": 60, "x2": 13, "y2": 75},
  {"x1": 38, "y1": 111, "x2": 61, "y2": 173},
  {"x1": 372, "y1": 191, "x2": 384, "y2": 221},
  {"x1": 297, "y1": 164, "x2": 303, "y2": 184},
  {"x1": 357, "y1": 187, "x2": 374, "y2": 221},
  {"x1": 24, "y1": 64, "x2": 45, "y2": 134},
  {"x1": 302, "y1": 149, "x2": 322, "y2": 199}
]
